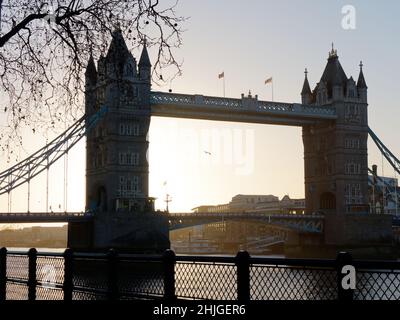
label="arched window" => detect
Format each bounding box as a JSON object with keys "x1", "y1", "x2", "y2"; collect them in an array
[{"x1": 97, "y1": 186, "x2": 107, "y2": 211}]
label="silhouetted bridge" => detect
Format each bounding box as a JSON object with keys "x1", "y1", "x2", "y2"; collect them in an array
[
  {"x1": 0, "y1": 212, "x2": 93, "y2": 223},
  {"x1": 0, "y1": 211, "x2": 323, "y2": 233},
  {"x1": 167, "y1": 212, "x2": 324, "y2": 233}
]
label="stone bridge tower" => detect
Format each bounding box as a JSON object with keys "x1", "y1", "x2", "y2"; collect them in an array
[
  {"x1": 302, "y1": 47, "x2": 369, "y2": 217},
  {"x1": 68, "y1": 29, "x2": 169, "y2": 252},
  {"x1": 85, "y1": 29, "x2": 152, "y2": 213},
  {"x1": 301, "y1": 48, "x2": 375, "y2": 246}
]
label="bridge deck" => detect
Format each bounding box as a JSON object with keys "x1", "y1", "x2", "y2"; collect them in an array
[
  {"x1": 167, "y1": 212, "x2": 325, "y2": 233},
  {"x1": 150, "y1": 92, "x2": 337, "y2": 126},
  {"x1": 0, "y1": 212, "x2": 93, "y2": 223}
]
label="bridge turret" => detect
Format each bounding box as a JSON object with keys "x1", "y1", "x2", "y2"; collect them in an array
[
  {"x1": 85, "y1": 54, "x2": 97, "y2": 88},
  {"x1": 357, "y1": 61, "x2": 368, "y2": 103},
  {"x1": 139, "y1": 39, "x2": 151, "y2": 82},
  {"x1": 97, "y1": 55, "x2": 106, "y2": 83},
  {"x1": 104, "y1": 28, "x2": 133, "y2": 80},
  {"x1": 301, "y1": 68, "x2": 312, "y2": 104},
  {"x1": 85, "y1": 54, "x2": 98, "y2": 117}
]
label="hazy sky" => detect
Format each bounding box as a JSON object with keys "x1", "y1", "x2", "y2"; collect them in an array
[{"x1": 1, "y1": 0, "x2": 400, "y2": 214}]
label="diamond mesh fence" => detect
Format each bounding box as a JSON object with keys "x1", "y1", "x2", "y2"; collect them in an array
[
  {"x1": 72, "y1": 289, "x2": 107, "y2": 300},
  {"x1": 6, "y1": 254, "x2": 29, "y2": 281},
  {"x1": 6, "y1": 281, "x2": 28, "y2": 300},
  {"x1": 69, "y1": 257, "x2": 109, "y2": 300},
  {"x1": 4, "y1": 251, "x2": 400, "y2": 301},
  {"x1": 118, "y1": 259, "x2": 164, "y2": 299},
  {"x1": 355, "y1": 269, "x2": 400, "y2": 300},
  {"x1": 36, "y1": 256, "x2": 64, "y2": 286},
  {"x1": 36, "y1": 285, "x2": 64, "y2": 300},
  {"x1": 72, "y1": 257, "x2": 108, "y2": 293},
  {"x1": 175, "y1": 262, "x2": 237, "y2": 300},
  {"x1": 250, "y1": 264, "x2": 338, "y2": 300}
]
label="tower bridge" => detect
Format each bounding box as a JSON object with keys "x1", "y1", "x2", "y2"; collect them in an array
[{"x1": 0, "y1": 29, "x2": 398, "y2": 256}]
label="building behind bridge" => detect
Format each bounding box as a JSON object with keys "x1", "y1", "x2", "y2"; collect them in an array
[
  {"x1": 191, "y1": 194, "x2": 306, "y2": 215},
  {"x1": 368, "y1": 171, "x2": 399, "y2": 215},
  {"x1": 191, "y1": 171, "x2": 399, "y2": 216}
]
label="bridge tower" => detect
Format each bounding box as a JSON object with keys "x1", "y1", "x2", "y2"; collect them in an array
[
  {"x1": 68, "y1": 29, "x2": 169, "y2": 252},
  {"x1": 301, "y1": 48, "x2": 392, "y2": 249},
  {"x1": 302, "y1": 47, "x2": 369, "y2": 216}
]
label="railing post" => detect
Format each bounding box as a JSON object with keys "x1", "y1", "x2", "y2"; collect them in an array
[
  {"x1": 236, "y1": 250, "x2": 250, "y2": 302},
  {"x1": 336, "y1": 251, "x2": 354, "y2": 301},
  {"x1": 163, "y1": 249, "x2": 176, "y2": 300},
  {"x1": 0, "y1": 247, "x2": 7, "y2": 301},
  {"x1": 63, "y1": 248, "x2": 74, "y2": 301},
  {"x1": 28, "y1": 248, "x2": 37, "y2": 301},
  {"x1": 107, "y1": 249, "x2": 118, "y2": 301}
]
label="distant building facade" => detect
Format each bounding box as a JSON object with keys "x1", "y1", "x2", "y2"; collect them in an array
[
  {"x1": 191, "y1": 173, "x2": 400, "y2": 216},
  {"x1": 192, "y1": 194, "x2": 305, "y2": 215},
  {"x1": 368, "y1": 173, "x2": 399, "y2": 214}
]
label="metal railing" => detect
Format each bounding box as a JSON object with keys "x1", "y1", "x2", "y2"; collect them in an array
[{"x1": 1, "y1": 247, "x2": 400, "y2": 301}]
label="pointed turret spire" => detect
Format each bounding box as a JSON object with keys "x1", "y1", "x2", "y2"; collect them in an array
[
  {"x1": 106, "y1": 28, "x2": 130, "y2": 62},
  {"x1": 329, "y1": 42, "x2": 338, "y2": 59},
  {"x1": 357, "y1": 61, "x2": 367, "y2": 89},
  {"x1": 85, "y1": 54, "x2": 97, "y2": 85},
  {"x1": 301, "y1": 68, "x2": 312, "y2": 95},
  {"x1": 139, "y1": 38, "x2": 151, "y2": 67}
]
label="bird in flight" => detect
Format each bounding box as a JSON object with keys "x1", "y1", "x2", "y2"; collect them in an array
[{"x1": 204, "y1": 150, "x2": 212, "y2": 155}]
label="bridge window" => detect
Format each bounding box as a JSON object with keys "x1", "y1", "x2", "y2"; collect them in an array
[
  {"x1": 119, "y1": 123, "x2": 140, "y2": 136},
  {"x1": 118, "y1": 176, "x2": 140, "y2": 197},
  {"x1": 345, "y1": 183, "x2": 362, "y2": 205},
  {"x1": 119, "y1": 152, "x2": 140, "y2": 165},
  {"x1": 320, "y1": 192, "x2": 336, "y2": 210},
  {"x1": 345, "y1": 105, "x2": 361, "y2": 123},
  {"x1": 345, "y1": 162, "x2": 361, "y2": 175},
  {"x1": 345, "y1": 138, "x2": 360, "y2": 149}
]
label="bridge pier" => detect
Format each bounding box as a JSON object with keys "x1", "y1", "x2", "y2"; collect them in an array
[
  {"x1": 68, "y1": 212, "x2": 170, "y2": 253},
  {"x1": 67, "y1": 221, "x2": 94, "y2": 250},
  {"x1": 285, "y1": 213, "x2": 394, "y2": 259}
]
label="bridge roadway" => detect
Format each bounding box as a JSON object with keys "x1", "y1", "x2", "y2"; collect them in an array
[
  {"x1": 0, "y1": 212, "x2": 93, "y2": 223},
  {"x1": 150, "y1": 92, "x2": 337, "y2": 126},
  {"x1": 0, "y1": 210, "x2": 324, "y2": 233},
  {"x1": 167, "y1": 212, "x2": 324, "y2": 233}
]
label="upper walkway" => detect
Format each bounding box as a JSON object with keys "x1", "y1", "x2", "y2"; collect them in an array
[{"x1": 150, "y1": 91, "x2": 337, "y2": 126}]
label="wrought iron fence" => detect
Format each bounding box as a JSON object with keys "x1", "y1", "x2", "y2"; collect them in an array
[{"x1": 1, "y1": 247, "x2": 400, "y2": 301}]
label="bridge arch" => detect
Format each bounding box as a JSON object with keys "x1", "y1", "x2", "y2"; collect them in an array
[
  {"x1": 87, "y1": 185, "x2": 108, "y2": 212},
  {"x1": 97, "y1": 186, "x2": 108, "y2": 211}
]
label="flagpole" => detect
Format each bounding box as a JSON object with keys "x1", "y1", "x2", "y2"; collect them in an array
[
  {"x1": 223, "y1": 75, "x2": 226, "y2": 97},
  {"x1": 272, "y1": 80, "x2": 274, "y2": 102}
]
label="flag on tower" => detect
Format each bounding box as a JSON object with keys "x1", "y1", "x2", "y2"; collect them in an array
[
  {"x1": 218, "y1": 72, "x2": 225, "y2": 79},
  {"x1": 265, "y1": 77, "x2": 273, "y2": 85}
]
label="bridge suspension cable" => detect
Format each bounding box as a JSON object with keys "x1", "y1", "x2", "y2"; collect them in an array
[
  {"x1": 368, "y1": 127, "x2": 400, "y2": 176},
  {"x1": 0, "y1": 106, "x2": 108, "y2": 196}
]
